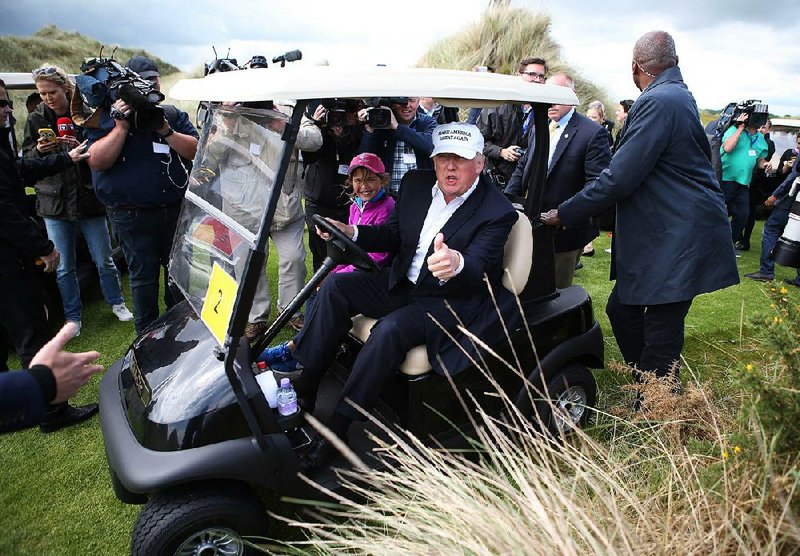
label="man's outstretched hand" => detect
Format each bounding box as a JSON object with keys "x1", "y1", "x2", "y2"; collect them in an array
[
  {"x1": 540, "y1": 209, "x2": 562, "y2": 226},
  {"x1": 427, "y1": 233, "x2": 461, "y2": 281},
  {"x1": 30, "y1": 323, "x2": 104, "y2": 404}
]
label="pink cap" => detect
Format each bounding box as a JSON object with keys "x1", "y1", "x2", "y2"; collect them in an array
[{"x1": 348, "y1": 152, "x2": 385, "y2": 176}]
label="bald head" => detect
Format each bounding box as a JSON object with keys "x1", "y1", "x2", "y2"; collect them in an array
[{"x1": 633, "y1": 31, "x2": 678, "y2": 76}]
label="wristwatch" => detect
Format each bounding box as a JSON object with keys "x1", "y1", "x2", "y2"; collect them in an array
[{"x1": 159, "y1": 127, "x2": 174, "y2": 139}]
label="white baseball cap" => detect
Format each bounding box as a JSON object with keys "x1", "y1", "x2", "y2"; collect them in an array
[{"x1": 430, "y1": 123, "x2": 484, "y2": 160}]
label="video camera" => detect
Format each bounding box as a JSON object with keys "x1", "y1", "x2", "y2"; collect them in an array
[
  {"x1": 320, "y1": 98, "x2": 362, "y2": 127},
  {"x1": 76, "y1": 55, "x2": 166, "y2": 132},
  {"x1": 732, "y1": 99, "x2": 769, "y2": 129},
  {"x1": 363, "y1": 97, "x2": 409, "y2": 129}
]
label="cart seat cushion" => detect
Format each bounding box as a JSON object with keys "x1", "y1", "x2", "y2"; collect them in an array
[{"x1": 348, "y1": 211, "x2": 531, "y2": 376}]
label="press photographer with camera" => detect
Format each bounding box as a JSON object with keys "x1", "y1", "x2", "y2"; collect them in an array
[
  {"x1": 357, "y1": 96, "x2": 435, "y2": 195},
  {"x1": 719, "y1": 102, "x2": 772, "y2": 249},
  {"x1": 301, "y1": 100, "x2": 364, "y2": 271},
  {"x1": 85, "y1": 56, "x2": 199, "y2": 334}
]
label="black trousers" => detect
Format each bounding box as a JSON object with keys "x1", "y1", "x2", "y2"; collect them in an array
[
  {"x1": 292, "y1": 269, "x2": 426, "y2": 421},
  {"x1": 605, "y1": 285, "x2": 692, "y2": 381},
  {"x1": 0, "y1": 269, "x2": 51, "y2": 369},
  {"x1": 303, "y1": 201, "x2": 350, "y2": 272}
]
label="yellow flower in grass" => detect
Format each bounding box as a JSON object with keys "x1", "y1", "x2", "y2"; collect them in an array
[
  {"x1": 734, "y1": 445, "x2": 742, "y2": 455},
  {"x1": 780, "y1": 287, "x2": 789, "y2": 295},
  {"x1": 723, "y1": 451, "x2": 729, "y2": 460},
  {"x1": 746, "y1": 364, "x2": 753, "y2": 372}
]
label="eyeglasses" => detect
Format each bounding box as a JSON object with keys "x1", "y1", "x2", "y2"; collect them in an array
[
  {"x1": 521, "y1": 71, "x2": 546, "y2": 81},
  {"x1": 0, "y1": 99, "x2": 13, "y2": 109},
  {"x1": 32, "y1": 66, "x2": 59, "y2": 79}
]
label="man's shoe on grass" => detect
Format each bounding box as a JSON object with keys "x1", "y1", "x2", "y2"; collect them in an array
[
  {"x1": 744, "y1": 271, "x2": 774, "y2": 282},
  {"x1": 735, "y1": 241, "x2": 750, "y2": 251},
  {"x1": 245, "y1": 321, "x2": 270, "y2": 340},
  {"x1": 39, "y1": 403, "x2": 99, "y2": 433},
  {"x1": 289, "y1": 314, "x2": 305, "y2": 331},
  {"x1": 784, "y1": 277, "x2": 800, "y2": 288},
  {"x1": 112, "y1": 303, "x2": 134, "y2": 322}
]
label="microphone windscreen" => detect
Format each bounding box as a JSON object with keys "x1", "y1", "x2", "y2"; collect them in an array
[{"x1": 56, "y1": 117, "x2": 76, "y2": 137}]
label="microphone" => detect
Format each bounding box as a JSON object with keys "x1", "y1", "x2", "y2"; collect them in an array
[{"x1": 56, "y1": 117, "x2": 76, "y2": 138}]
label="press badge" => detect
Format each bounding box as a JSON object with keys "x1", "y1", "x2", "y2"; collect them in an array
[
  {"x1": 403, "y1": 152, "x2": 417, "y2": 164},
  {"x1": 338, "y1": 164, "x2": 349, "y2": 175},
  {"x1": 153, "y1": 142, "x2": 170, "y2": 154},
  {"x1": 250, "y1": 142, "x2": 261, "y2": 156},
  {"x1": 748, "y1": 149, "x2": 757, "y2": 157}
]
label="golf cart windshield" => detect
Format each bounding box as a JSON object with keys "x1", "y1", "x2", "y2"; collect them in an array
[{"x1": 168, "y1": 105, "x2": 289, "y2": 319}]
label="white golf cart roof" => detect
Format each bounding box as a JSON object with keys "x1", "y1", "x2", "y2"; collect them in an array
[
  {"x1": 169, "y1": 66, "x2": 579, "y2": 108},
  {"x1": 771, "y1": 118, "x2": 800, "y2": 132},
  {"x1": 1, "y1": 72, "x2": 36, "y2": 89}
]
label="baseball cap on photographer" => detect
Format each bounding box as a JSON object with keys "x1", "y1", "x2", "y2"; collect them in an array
[
  {"x1": 127, "y1": 56, "x2": 160, "y2": 79},
  {"x1": 348, "y1": 152, "x2": 385, "y2": 175},
  {"x1": 430, "y1": 123, "x2": 484, "y2": 160}
]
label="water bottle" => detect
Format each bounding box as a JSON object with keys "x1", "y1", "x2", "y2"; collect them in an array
[
  {"x1": 255, "y1": 368, "x2": 279, "y2": 409},
  {"x1": 276, "y1": 378, "x2": 298, "y2": 416}
]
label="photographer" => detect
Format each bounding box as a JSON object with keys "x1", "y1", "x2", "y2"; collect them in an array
[
  {"x1": 720, "y1": 108, "x2": 771, "y2": 248},
  {"x1": 357, "y1": 97, "x2": 435, "y2": 195},
  {"x1": 86, "y1": 56, "x2": 199, "y2": 335},
  {"x1": 302, "y1": 101, "x2": 364, "y2": 271}
]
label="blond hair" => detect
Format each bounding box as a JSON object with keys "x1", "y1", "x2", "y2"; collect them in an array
[{"x1": 32, "y1": 64, "x2": 74, "y2": 95}]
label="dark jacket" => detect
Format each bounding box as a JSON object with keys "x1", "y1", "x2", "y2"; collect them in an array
[
  {"x1": 478, "y1": 103, "x2": 528, "y2": 183},
  {"x1": 22, "y1": 101, "x2": 105, "y2": 220},
  {"x1": 359, "y1": 114, "x2": 436, "y2": 177},
  {"x1": 558, "y1": 66, "x2": 739, "y2": 305},
  {"x1": 506, "y1": 112, "x2": 611, "y2": 252},
  {"x1": 302, "y1": 124, "x2": 363, "y2": 208},
  {"x1": 357, "y1": 170, "x2": 520, "y2": 376},
  {"x1": 0, "y1": 365, "x2": 56, "y2": 434},
  {"x1": 1, "y1": 128, "x2": 69, "y2": 274}
]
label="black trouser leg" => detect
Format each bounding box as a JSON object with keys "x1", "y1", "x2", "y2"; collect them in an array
[
  {"x1": 292, "y1": 269, "x2": 408, "y2": 397},
  {"x1": 606, "y1": 285, "x2": 693, "y2": 381},
  {"x1": 0, "y1": 270, "x2": 51, "y2": 368}
]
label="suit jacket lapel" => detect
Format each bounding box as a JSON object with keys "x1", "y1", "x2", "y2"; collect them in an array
[
  {"x1": 415, "y1": 180, "x2": 486, "y2": 285},
  {"x1": 547, "y1": 115, "x2": 579, "y2": 177}
]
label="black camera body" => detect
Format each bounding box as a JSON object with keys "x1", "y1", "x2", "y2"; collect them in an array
[
  {"x1": 320, "y1": 98, "x2": 361, "y2": 127},
  {"x1": 732, "y1": 99, "x2": 769, "y2": 129},
  {"x1": 77, "y1": 57, "x2": 166, "y2": 132},
  {"x1": 363, "y1": 97, "x2": 409, "y2": 129}
]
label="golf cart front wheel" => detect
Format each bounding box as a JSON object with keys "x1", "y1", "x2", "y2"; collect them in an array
[
  {"x1": 534, "y1": 362, "x2": 597, "y2": 436},
  {"x1": 131, "y1": 481, "x2": 268, "y2": 556}
]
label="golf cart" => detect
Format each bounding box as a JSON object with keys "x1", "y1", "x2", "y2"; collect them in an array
[{"x1": 98, "y1": 66, "x2": 604, "y2": 555}]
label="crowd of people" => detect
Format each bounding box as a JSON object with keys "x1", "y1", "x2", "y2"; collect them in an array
[{"x1": 2, "y1": 29, "x2": 797, "y2": 444}]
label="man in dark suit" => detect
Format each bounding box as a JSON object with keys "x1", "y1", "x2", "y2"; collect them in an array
[
  {"x1": 541, "y1": 31, "x2": 739, "y2": 394},
  {"x1": 292, "y1": 123, "x2": 519, "y2": 470},
  {"x1": 505, "y1": 73, "x2": 611, "y2": 287}
]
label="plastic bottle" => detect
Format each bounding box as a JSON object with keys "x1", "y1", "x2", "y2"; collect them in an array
[
  {"x1": 255, "y1": 369, "x2": 279, "y2": 409},
  {"x1": 276, "y1": 377, "x2": 298, "y2": 416}
]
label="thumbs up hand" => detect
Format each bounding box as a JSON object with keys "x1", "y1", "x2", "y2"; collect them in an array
[{"x1": 427, "y1": 232, "x2": 462, "y2": 281}]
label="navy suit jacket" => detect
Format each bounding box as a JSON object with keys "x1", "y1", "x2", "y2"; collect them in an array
[
  {"x1": 357, "y1": 170, "x2": 520, "y2": 375},
  {"x1": 505, "y1": 112, "x2": 611, "y2": 251},
  {"x1": 0, "y1": 370, "x2": 48, "y2": 433},
  {"x1": 558, "y1": 66, "x2": 739, "y2": 305}
]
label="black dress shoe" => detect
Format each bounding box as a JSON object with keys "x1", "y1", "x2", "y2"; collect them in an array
[
  {"x1": 299, "y1": 435, "x2": 339, "y2": 472},
  {"x1": 784, "y1": 278, "x2": 800, "y2": 288},
  {"x1": 39, "y1": 403, "x2": 99, "y2": 434}
]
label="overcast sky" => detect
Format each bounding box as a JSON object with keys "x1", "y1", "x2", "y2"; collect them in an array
[{"x1": 3, "y1": 0, "x2": 799, "y2": 115}]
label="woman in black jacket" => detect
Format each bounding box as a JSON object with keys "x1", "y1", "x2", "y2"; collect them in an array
[{"x1": 23, "y1": 64, "x2": 132, "y2": 336}]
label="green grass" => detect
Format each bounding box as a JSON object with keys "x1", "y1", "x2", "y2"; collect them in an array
[{"x1": 1, "y1": 220, "x2": 796, "y2": 555}]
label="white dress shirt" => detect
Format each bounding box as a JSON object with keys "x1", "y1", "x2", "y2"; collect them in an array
[
  {"x1": 406, "y1": 177, "x2": 478, "y2": 284},
  {"x1": 547, "y1": 108, "x2": 575, "y2": 167}
]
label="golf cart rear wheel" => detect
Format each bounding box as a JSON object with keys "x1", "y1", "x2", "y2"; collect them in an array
[
  {"x1": 131, "y1": 481, "x2": 267, "y2": 556},
  {"x1": 534, "y1": 362, "x2": 596, "y2": 436}
]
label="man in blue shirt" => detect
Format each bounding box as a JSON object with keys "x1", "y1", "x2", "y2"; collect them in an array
[{"x1": 86, "y1": 57, "x2": 198, "y2": 334}]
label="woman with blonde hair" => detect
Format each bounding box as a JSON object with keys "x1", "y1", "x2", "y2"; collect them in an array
[{"x1": 22, "y1": 64, "x2": 133, "y2": 337}]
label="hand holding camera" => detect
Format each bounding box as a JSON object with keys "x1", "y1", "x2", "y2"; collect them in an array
[{"x1": 110, "y1": 99, "x2": 132, "y2": 129}]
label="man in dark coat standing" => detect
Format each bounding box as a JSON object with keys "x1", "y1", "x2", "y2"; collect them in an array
[
  {"x1": 506, "y1": 72, "x2": 611, "y2": 287},
  {"x1": 293, "y1": 123, "x2": 519, "y2": 470},
  {"x1": 541, "y1": 31, "x2": 739, "y2": 390}
]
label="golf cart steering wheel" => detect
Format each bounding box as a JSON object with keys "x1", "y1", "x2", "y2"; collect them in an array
[{"x1": 311, "y1": 214, "x2": 379, "y2": 273}]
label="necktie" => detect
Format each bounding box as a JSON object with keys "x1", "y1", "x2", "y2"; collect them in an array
[{"x1": 549, "y1": 120, "x2": 559, "y2": 139}]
